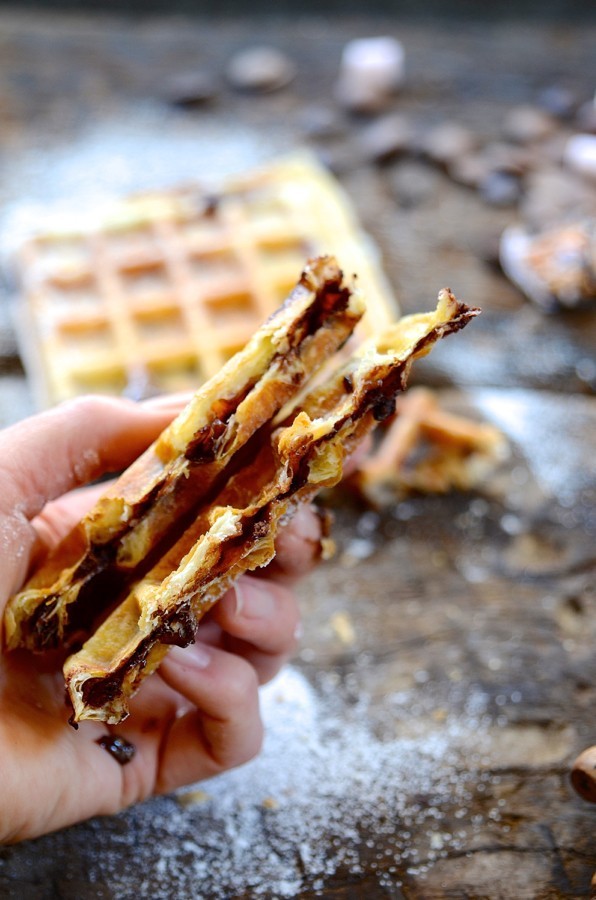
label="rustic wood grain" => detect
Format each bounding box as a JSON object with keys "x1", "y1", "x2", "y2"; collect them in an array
[{"x1": 0, "y1": 11, "x2": 594, "y2": 900}]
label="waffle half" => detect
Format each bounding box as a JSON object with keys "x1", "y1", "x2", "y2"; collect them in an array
[
  {"x1": 5, "y1": 257, "x2": 364, "y2": 653},
  {"x1": 60, "y1": 287, "x2": 478, "y2": 725}
]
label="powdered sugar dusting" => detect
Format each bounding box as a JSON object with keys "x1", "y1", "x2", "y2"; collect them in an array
[
  {"x1": 73, "y1": 448, "x2": 101, "y2": 485},
  {"x1": 90, "y1": 666, "x2": 492, "y2": 898},
  {"x1": 473, "y1": 388, "x2": 595, "y2": 505}
]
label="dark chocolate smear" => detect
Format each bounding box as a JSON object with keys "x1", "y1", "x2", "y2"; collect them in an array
[
  {"x1": 371, "y1": 394, "x2": 398, "y2": 422},
  {"x1": 185, "y1": 419, "x2": 228, "y2": 462}
]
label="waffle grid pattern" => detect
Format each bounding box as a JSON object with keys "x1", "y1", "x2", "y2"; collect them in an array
[{"x1": 15, "y1": 157, "x2": 398, "y2": 405}]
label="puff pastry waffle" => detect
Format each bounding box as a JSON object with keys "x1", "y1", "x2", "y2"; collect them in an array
[
  {"x1": 65, "y1": 287, "x2": 475, "y2": 725},
  {"x1": 14, "y1": 156, "x2": 398, "y2": 406},
  {"x1": 5, "y1": 256, "x2": 478, "y2": 725},
  {"x1": 5, "y1": 257, "x2": 364, "y2": 653}
]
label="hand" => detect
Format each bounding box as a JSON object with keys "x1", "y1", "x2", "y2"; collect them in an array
[{"x1": 0, "y1": 396, "x2": 322, "y2": 843}]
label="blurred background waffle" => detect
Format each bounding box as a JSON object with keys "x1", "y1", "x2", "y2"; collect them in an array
[{"x1": 11, "y1": 155, "x2": 397, "y2": 407}]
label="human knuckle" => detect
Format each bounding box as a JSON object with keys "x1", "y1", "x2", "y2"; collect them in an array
[
  {"x1": 277, "y1": 586, "x2": 301, "y2": 634},
  {"x1": 62, "y1": 394, "x2": 120, "y2": 420},
  {"x1": 120, "y1": 758, "x2": 155, "y2": 808},
  {"x1": 235, "y1": 723, "x2": 264, "y2": 767},
  {"x1": 208, "y1": 714, "x2": 263, "y2": 772},
  {"x1": 223, "y1": 660, "x2": 259, "y2": 710}
]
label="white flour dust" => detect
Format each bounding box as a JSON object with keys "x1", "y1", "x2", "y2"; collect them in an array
[{"x1": 91, "y1": 666, "x2": 487, "y2": 899}]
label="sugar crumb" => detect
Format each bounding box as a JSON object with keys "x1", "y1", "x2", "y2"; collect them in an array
[{"x1": 83, "y1": 666, "x2": 495, "y2": 898}]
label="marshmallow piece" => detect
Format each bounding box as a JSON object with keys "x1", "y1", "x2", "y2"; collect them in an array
[
  {"x1": 226, "y1": 46, "x2": 296, "y2": 93},
  {"x1": 336, "y1": 36, "x2": 405, "y2": 113},
  {"x1": 341, "y1": 37, "x2": 405, "y2": 90},
  {"x1": 564, "y1": 134, "x2": 596, "y2": 180}
]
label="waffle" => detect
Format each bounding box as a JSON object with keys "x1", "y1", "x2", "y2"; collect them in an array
[
  {"x1": 351, "y1": 387, "x2": 508, "y2": 506},
  {"x1": 13, "y1": 156, "x2": 398, "y2": 406},
  {"x1": 4, "y1": 257, "x2": 365, "y2": 653},
  {"x1": 500, "y1": 220, "x2": 596, "y2": 310},
  {"x1": 59, "y1": 288, "x2": 478, "y2": 725}
]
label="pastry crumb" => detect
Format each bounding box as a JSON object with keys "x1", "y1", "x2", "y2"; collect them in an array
[
  {"x1": 330, "y1": 610, "x2": 356, "y2": 646},
  {"x1": 177, "y1": 789, "x2": 212, "y2": 808}
]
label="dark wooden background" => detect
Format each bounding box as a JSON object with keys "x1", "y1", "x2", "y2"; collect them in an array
[{"x1": 0, "y1": 10, "x2": 594, "y2": 899}]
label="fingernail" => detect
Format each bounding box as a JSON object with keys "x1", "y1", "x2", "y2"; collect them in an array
[
  {"x1": 168, "y1": 642, "x2": 211, "y2": 670},
  {"x1": 294, "y1": 620, "x2": 304, "y2": 641},
  {"x1": 233, "y1": 578, "x2": 276, "y2": 620}
]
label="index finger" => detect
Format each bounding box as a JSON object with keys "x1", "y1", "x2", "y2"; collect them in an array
[
  {"x1": 0, "y1": 395, "x2": 180, "y2": 599},
  {"x1": 0, "y1": 395, "x2": 183, "y2": 521}
]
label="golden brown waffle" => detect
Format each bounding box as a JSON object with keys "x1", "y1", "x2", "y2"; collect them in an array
[
  {"x1": 500, "y1": 220, "x2": 596, "y2": 310},
  {"x1": 351, "y1": 387, "x2": 508, "y2": 505},
  {"x1": 4, "y1": 257, "x2": 364, "y2": 654},
  {"x1": 14, "y1": 156, "x2": 398, "y2": 406},
  {"x1": 59, "y1": 288, "x2": 478, "y2": 725}
]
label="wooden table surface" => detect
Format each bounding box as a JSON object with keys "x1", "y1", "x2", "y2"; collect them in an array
[{"x1": 0, "y1": 11, "x2": 594, "y2": 899}]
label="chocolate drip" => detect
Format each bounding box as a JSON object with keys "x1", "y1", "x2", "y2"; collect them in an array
[{"x1": 27, "y1": 597, "x2": 61, "y2": 650}]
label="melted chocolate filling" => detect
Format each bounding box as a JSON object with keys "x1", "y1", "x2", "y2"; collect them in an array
[
  {"x1": 25, "y1": 598, "x2": 59, "y2": 650},
  {"x1": 78, "y1": 507, "x2": 276, "y2": 715},
  {"x1": 294, "y1": 275, "x2": 352, "y2": 346},
  {"x1": 185, "y1": 418, "x2": 228, "y2": 463}
]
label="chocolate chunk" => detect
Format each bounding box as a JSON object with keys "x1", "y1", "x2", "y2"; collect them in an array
[
  {"x1": 96, "y1": 734, "x2": 136, "y2": 765},
  {"x1": 483, "y1": 141, "x2": 536, "y2": 176},
  {"x1": 226, "y1": 46, "x2": 296, "y2": 93},
  {"x1": 479, "y1": 171, "x2": 523, "y2": 207},
  {"x1": 163, "y1": 70, "x2": 219, "y2": 107},
  {"x1": 298, "y1": 105, "x2": 345, "y2": 140},
  {"x1": 160, "y1": 604, "x2": 197, "y2": 646},
  {"x1": 449, "y1": 142, "x2": 534, "y2": 190},
  {"x1": 448, "y1": 153, "x2": 493, "y2": 189},
  {"x1": 185, "y1": 419, "x2": 228, "y2": 462},
  {"x1": 502, "y1": 105, "x2": 557, "y2": 144},
  {"x1": 358, "y1": 114, "x2": 415, "y2": 164},
  {"x1": 420, "y1": 122, "x2": 478, "y2": 168}
]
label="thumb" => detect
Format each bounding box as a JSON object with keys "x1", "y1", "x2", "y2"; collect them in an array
[{"x1": 0, "y1": 395, "x2": 176, "y2": 598}]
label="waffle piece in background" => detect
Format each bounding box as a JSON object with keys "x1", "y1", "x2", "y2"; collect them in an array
[
  {"x1": 12, "y1": 155, "x2": 398, "y2": 407},
  {"x1": 351, "y1": 387, "x2": 508, "y2": 507},
  {"x1": 500, "y1": 219, "x2": 596, "y2": 311}
]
